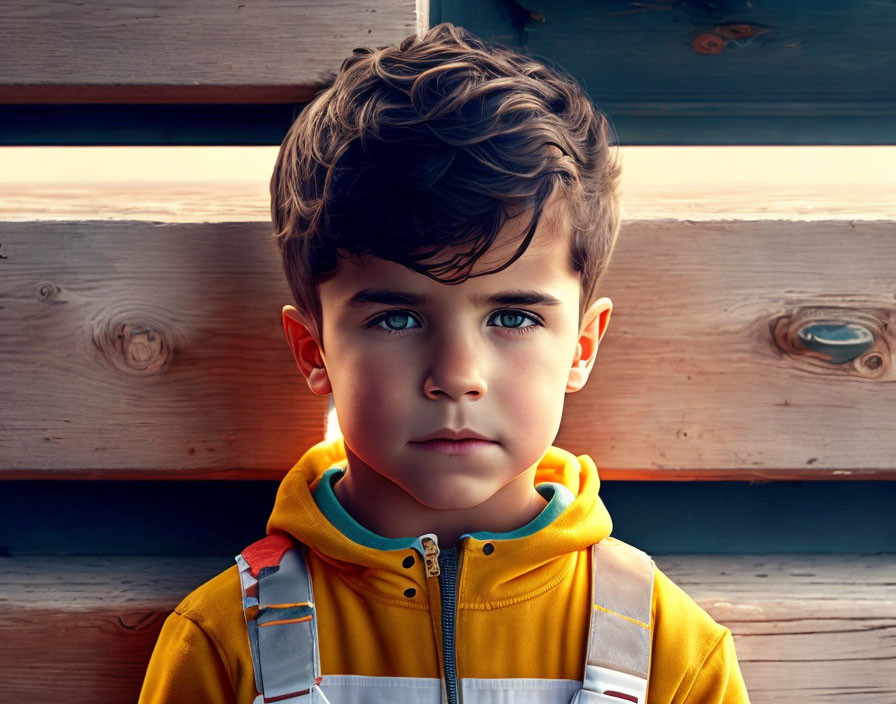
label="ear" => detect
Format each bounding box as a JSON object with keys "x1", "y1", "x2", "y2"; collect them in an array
[
  {"x1": 566, "y1": 297, "x2": 612, "y2": 393},
  {"x1": 282, "y1": 305, "x2": 332, "y2": 396}
]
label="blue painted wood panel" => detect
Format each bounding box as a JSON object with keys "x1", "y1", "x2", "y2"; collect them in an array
[
  {"x1": 3, "y1": 481, "x2": 894, "y2": 555},
  {"x1": 432, "y1": 0, "x2": 896, "y2": 144}
]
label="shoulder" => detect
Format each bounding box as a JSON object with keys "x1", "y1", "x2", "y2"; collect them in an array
[
  {"x1": 651, "y1": 562, "x2": 726, "y2": 644},
  {"x1": 649, "y1": 563, "x2": 749, "y2": 703},
  {"x1": 141, "y1": 562, "x2": 257, "y2": 704}
]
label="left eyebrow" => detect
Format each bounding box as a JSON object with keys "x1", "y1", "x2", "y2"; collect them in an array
[
  {"x1": 344, "y1": 288, "x2": 563, "y2": 308},
  {"x1": 475, "y1": 289, "x2": 564, "y2": 307}
]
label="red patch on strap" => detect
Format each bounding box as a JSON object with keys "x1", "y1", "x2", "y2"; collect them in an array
[
  {"x1": 241, "y1": 533, "x2": 295, "y2": 578},
  {"x1": 604, "y1": 691, "x2": 638, "y2": 703}
]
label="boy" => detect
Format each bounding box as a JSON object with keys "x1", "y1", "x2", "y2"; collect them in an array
[{"x1": 140, "y1": 22, "x2": 749, "y2": 704}]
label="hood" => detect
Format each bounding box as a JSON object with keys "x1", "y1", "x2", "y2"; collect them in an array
[{"x1": 266, "y1": 436, "x2": 613, "y2": 603}]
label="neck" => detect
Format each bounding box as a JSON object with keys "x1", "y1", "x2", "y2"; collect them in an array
[{"x1": 332, "y1": 449, "x2": 549, "y2": 548}]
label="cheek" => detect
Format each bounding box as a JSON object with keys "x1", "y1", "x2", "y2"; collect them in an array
[
  {"x1": 495, "y1": 344, "x2": 569, "y2": 418},
  {"x1": 330, "y1": 352, "x2": 409, "y2": 426}
]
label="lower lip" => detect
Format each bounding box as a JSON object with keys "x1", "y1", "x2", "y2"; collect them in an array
[{"x1": 410, "y1": 439, "x2": 497, "y2": 455}]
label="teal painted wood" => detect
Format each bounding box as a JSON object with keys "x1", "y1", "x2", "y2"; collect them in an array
[
  {"x1": 431, "y1": 0, "x2": 896, "y2": 145},
  {"x1": 2, "y1": 481, "x2": 894, "y2": 555},
  {"x1": 0, "y1": 104, "x2": 298, "y2": 146}
]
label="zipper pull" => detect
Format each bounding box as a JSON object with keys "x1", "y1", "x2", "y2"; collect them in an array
[{"x1": 419, "y1": 533, "x2": 441, "y2": 577}]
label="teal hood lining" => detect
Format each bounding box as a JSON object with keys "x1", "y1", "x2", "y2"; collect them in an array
[{"x1": 312, "y1": 466, "x2": 575, "y2": 554}]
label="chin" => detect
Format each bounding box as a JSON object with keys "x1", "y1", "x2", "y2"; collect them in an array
[{"x1": 404, "y1": 480, "x2": 502, "y2": 512}]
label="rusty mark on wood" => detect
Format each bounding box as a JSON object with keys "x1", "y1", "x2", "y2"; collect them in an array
[{"x1": 692, "y1": 22, "x2": 775, "y2": 54}]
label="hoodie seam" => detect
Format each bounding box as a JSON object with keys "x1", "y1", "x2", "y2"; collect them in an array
[
  {"x1": 329, "y1": 567, "x2": 433, "y2": 610},
  {"x1": 459, "y1": 551, "x2": 578, "y2": 610}
]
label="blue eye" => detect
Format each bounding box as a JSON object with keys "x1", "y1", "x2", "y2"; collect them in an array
[
  {"x1": 491, "y1": 311, "x2": 534, "y2": 329},
  {"x1": 492, "y1": 310, "x2": 541, "y2": 332},
  {"x1": 370, "y1": 312, "x2": 420, "y2": 334}
]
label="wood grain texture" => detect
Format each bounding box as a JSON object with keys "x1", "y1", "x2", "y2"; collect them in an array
[
  {"x1": 0, "y1": 221, "x2": 328, "y2": 478},
  {"x1": 0, "y1": 0, "x2": 418, "y2": 103},
  {"x1": 656, "y1": 555, "x2": 896, "y2": 702},
  {"x1": 1, "y1": 554, "x2": 893, "y2": 703},
  {"x1": 2, "y1": 218, "x2": 895, "y2": 478}
]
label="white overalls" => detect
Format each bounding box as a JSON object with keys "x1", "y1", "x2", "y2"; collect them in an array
[{"x1": 236, "y1": 535, "x2": 655, "y2": 704}]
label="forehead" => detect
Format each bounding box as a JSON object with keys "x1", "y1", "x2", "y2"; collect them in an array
[{"x1": 320, "y1": 190, "x2": 579, "y2": 306}]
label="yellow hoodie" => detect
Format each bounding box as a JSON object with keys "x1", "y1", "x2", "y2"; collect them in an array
[{"x1": 139, "y1": 437, "x2": 750, "y2": 703}]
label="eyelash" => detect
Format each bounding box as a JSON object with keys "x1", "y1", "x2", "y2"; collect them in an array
[{"x1": 365, "y1": 309, "x2": 543, "y2": 337}]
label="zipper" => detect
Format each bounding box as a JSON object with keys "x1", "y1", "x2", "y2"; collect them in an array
[
  {"x1": 419, "y1": 534, "x2": 461, "y2": 704},
  {"x1": 439, "y1": 545, "x2": 460, "y2": 704}
]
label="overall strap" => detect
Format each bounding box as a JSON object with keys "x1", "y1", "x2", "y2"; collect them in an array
[
  {"x1": 235, "y1": 533, "x2": 328, "y2": 703},
  {"x1": 579, "y1": 537, "x2": 655, "y2": 704}
]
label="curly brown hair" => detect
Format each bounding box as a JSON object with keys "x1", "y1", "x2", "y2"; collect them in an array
[{"x1": 271, "y1": 22, "x2": 621, "y2": 350}]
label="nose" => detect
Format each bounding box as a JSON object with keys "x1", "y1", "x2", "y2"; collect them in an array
[{"x1": 423, "y1": 330, "x2": 488, "y2": 401}]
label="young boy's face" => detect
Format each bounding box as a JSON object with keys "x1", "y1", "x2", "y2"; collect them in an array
[{"x1": 283, "y1": 193, "x2": 612, "y2": 512}]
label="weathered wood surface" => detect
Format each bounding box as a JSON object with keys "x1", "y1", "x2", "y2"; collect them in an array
[
  {"x1": 0, "y1": 0, "x2": 420, "y2": 103},
  {"x1": 435, "y1": 2, "x2": 896, "y2": 145},
  {"x1": 0, "y1": 220, "x2": 328, "y2": 478},
  {"x1": 558, "y1": 217, "x2": 896, "y2": 480},
  {"x1": 659, "y1": 555, "x2": 896, "y2": 703},
  {"x1": 1, "y1": 555, "x2": 893, "y2": 703}
]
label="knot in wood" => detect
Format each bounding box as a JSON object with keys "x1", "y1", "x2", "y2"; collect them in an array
[
  {"x1": 91, "y1": 307, "x2": 173, "y2": 375},
  {"x1": 34, "y1": 281, "x2": 60, "y2": 302},
  {"x1": 859, "y1": 351, "x2": 884, "y2": 371},
  {"x1": 115, "y1": 323, "x2": 168, "y2": 373}
]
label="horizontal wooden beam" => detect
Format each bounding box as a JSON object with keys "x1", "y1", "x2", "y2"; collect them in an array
[
  {"x1": 0, "y1": 1, "x2": 419, "y2": 104},
  {"x1": 1, "y1": 554, "x2": 892, "y2": 703},
  {"x1": 2, "y1": 148, "x2": 894, "y2": 479},
  {"x1": 2, "y1": 146, "x2": 895, "y2": 221}
]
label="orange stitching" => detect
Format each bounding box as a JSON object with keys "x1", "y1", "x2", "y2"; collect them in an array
[{"x1": 258, "y1": 615, "x2": 313, "y2": 627}]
